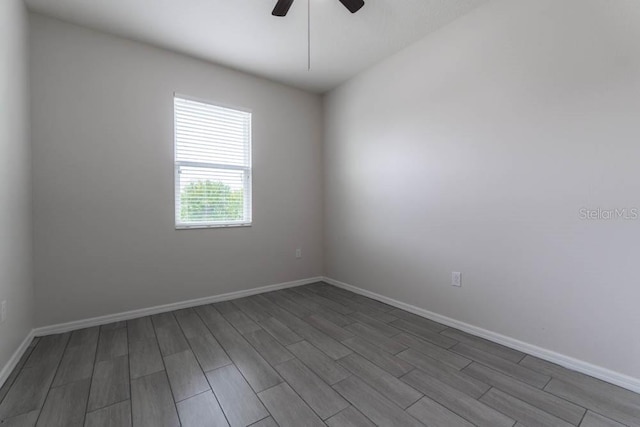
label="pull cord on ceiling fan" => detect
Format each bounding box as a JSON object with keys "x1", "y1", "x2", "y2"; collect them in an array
[{"x1": 271, "y1": 0, "x2": 365, "y2": 70}]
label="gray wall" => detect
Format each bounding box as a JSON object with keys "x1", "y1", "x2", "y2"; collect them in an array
[
  {"x1": 324, "y1": 0, "x2": 640, "y2": 379},
  {"x1": 30, "y1": 14, "x2": 324, "y2": 327},
  {"x1": 0, "y1": 0, "x2": 34, "y2": 370}
]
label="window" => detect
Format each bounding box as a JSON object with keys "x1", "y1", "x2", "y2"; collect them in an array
[{"x1": 174, "y1": 95, "x2": 252, "y2": 228}]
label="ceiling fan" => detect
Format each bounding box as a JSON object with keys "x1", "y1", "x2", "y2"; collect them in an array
[{"x1": 272, "y1": 0, "x2": 365, "y2": 16}]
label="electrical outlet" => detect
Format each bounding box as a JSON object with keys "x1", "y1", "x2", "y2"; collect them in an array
[
  {"x1": 295, "y1": 248, "x2": 302, "y2": 259},
  {"x1": 0, "y1": 300, "x2": 6, "y2": 324},
  {"x1": 452, "y1": 272, "x2": 462, "y2": 287}
]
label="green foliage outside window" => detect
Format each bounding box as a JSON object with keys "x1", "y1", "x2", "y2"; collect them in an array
[{"x1": 180, "y1": 180, "x2": 244, "y2": 222}]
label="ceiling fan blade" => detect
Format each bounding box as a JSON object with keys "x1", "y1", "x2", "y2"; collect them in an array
[
  {"x1": 338, "y1": 0, "x2": 365, "y2": 13},
  {"x1": 272, "y1": 0, "x2": 295, "y2": 16}
]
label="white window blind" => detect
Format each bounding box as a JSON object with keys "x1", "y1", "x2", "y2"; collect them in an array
[{"x1": 174, "y1": 95, "x2": 252, "y2": 228}]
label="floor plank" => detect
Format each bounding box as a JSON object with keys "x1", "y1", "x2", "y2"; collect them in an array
[
  {"x1": 248, "y1": 417, "x2": 278, "y2": 427},
  {"x1": 0, "y1": 343, "x2": 38, "y2": 406},
  {"x1": 328, "y1": 288, "x2": 395, "y2": 313},
  {"x1": 390, "y1": 319, "x2": 458, "y2": 349},
  {"x1": 243, "y1": 329, "x2": 295, "y2": 365},
  {"x1": 397, "y1": 348, "x2": 490, "y2": 398},
  {"x1": 211, "y1": 301, "x2": 238, "y2": 316},
  {"x1": 442, "y1": 328, "x2": 526, "y2": 363},
  {"x1": 304, "y1": 314, "x2": 354, "y2": 342},
  {"x1": 480, "y1": 387, "x2": 574, "y2": 427},
  {"x1": 258, "y1": 383, "x2": 325, "y2": 427},
  {"x1": 222, "y1": 310, "x2": 262, "y2": 335},
  {"x1": 281, "y1": 291, "x2": 354, "y2": 327},
  {"x1": 394, "y1": 332, "x2": 471, "y2": 370},
  {"x1": 52, "y1": 339, "x2": 97, "y2": 388},
  {"x1": 523, "y1": 355, "x2": 640, "y2": 417},
  {"x1": 87, "y1": 355, "x2": 130, "y2": 412},
  {"x1": 176, "y1": 391, "x2": 229, "y2": 427},
  {"x1": 258, "y1": 317, "x2": 303, "y2": 346},
  {"x1": 261, "y1": 292, "x2": 314, "y2": 319},
  {"x1": 580, "y1": 411, "x2": 627, "y2": 427},
  {"x1": 186, "y1": 333, "x2": 232, "y2": 373},
  {"x1": 401, "y1": 369, "x2": 514, "y2": 427},
  {"x1": 196, "y1": 305, "x2": 281, "y2": 392},
  {"x1": 24, "y1": 334, "x2": 70, "y2": 369},
  {"x1": 164, "y1": 350, "x2": 210, "y2": 402},
  {"x1": 333, "y1": 375, "x2": 425, "y2": 427},
  {"x1": 286, "y1": 340, "x2": 351, "y2": 385},
  {"x1": 275, "y1": 358, "x2": 349, "y2": 419},
  {"x1": 348, "y1": 312, "x2": 402, "y2": 337},
  {"x1": 131, "y1": 371, "x2": 180, "y2": 427},
  {"x1": 85, "y1": 400, "x2": 132, "y2": 427},
  {"x1": 102, "y1": 321, "x2": 127, "y2": 330},
  {"x1": 345, "y1": 322, "x2": 407, "y2": 354},
  {"x1": 95, "y1": 328, "x2": 128, "y2": 363},
  {"x1": 0, "y1": 361, "x2": 63, "y2": 419},
  {"x1": 174, "y1": 308, "x2": 213, "y2": 339},
  {"x1": 407, "y1": 397, "x2": 475, "y2": 427},
  {"x1": 268, "y1": 306, "x2": 352, "y2": 360},
  {"x1": 1, "y1": 410, "x2": 40, "y2": 427},
  {"x1": 315, "y1": 289, "x2": 398, "y2": 323},
  {"x1": 464, "y1": 362, "x2": 586, "y2": 425},
  {"x1": 291, "y1": 322, "x2": 353, "y2": 359},
  {"x1": 290, "y1": 287, "x2": 354, "y2": 315},
  {"x1": 36, "y1": 379, "x2": 90, "y2": 427},
  {"x1": 339, "y1": 353, "x2": 423, "y2": 409},
  {"x1": 127, "y1": 317, "x2": 156, "y2": 343},
  {"x1": 343, "y1": 337, "x2": 414, "y2": 377},
  {"x1": 232, "y1": 297, "x2": 274, "y2": 322},
  {"x1": 325, "y1": 406, "x2": 376, "y2": 427},
  {"x1": 206, "y1": 365, "x2": 268, "y2": 427},
  {"x1": 67, "y1": 327, "x2": 100, "y2": 348},
  {"x1": 388, "y1": 309, "x2": 449, "y2": 333},
  {"x1": 152, "y1": 313, "x2": 190, "y2": 357},
  {"x1": 129, "y1": 337, "x2": 164, "y2": 379},
  {"x1": 452, "y1": 343, "x2": 550, "y2": 389},
  {"x1": 545, "y1": 378, "x2": 640, "y2": 427}
]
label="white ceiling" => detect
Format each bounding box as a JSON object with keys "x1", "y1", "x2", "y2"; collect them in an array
[{"x1": 25, "y1": 0, "x2": 488, "y2": 93}]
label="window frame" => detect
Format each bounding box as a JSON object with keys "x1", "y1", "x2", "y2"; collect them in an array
[{"x1": 173, "y1": 93, "x2": 253, "y2": 230}]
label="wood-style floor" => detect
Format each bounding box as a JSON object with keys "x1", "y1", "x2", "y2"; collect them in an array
[{"x1": 1, "y1": 283, "x2": 639, "y2": 426}]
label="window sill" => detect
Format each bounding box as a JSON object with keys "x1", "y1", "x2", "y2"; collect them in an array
[{"x1": 175, "y1": 223, "x2": 252, "y2": 230}]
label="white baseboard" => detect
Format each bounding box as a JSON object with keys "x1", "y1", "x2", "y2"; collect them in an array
[
  {"x1": 322, "y1": 276, "x2": 640, "y2": 394},
  {"x1": 2, "y1": 276, "x2": 322, "y2": 389},
  {"x1": 0, "y1": 330, "x2": 35, "y2": 390},
  {"x1": 8, "y1": 275, "x2": 638, "y2": 395},
  {"x1": 33, "y1": 276, "x2": 323, "y2": 336}
]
